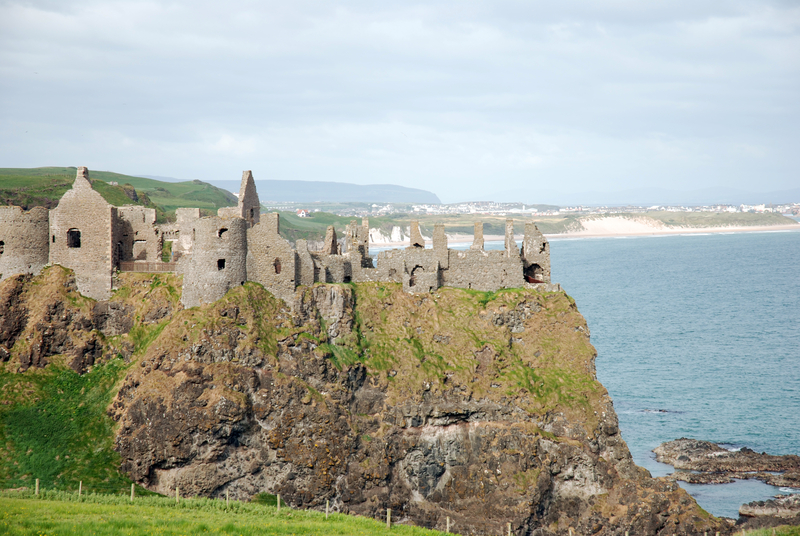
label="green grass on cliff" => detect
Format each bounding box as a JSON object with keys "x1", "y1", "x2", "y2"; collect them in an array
[
  {"x1": 0, "y1": 167, "x2": 236, "y2": 220},
  {"x1": 0, "y1": 492, "x2": 444, "y2": 535},
  {"x1": 0, "y1": 270, "x2": 183, "y2": 496},
  {"x1": 0, "y1": 360, "x2": 137, "y2": 495}
]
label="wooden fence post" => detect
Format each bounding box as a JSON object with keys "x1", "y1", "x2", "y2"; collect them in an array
[
  {"x1": 35, "y1": 479, "x2": 39, "y2": 496},
  {"x1": 507, "y1": 521, "x2": 512, "y2": 536},
  {"x1": 326, "y1": 500, "x2": 329, "y2": 519},
  {"x1": 277, "y1": 494, "x2": 281, "y2": 512},
  {"x1": 387, "y1": 508, "x2": 392, "y2": 529},
  {"x1": 446, "y1": 516, "x2": 450, "y2": 533},
  {"x1": 176, "y1": 486, "x2": 179, "y2": 504},
  {"x1": 78, "y1": 481, "x2": 82, "y2": 497},
  {"x1": 130, "y1": 483, "x2": 135, "y2": 501},
  {"x1": 226, "y1": 489, "x2": 229, "y2": 507}
]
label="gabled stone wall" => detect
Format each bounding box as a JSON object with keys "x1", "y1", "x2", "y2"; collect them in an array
[
  {"x1": 218, "y1": 170, "x2": 260, "y2": 227},
  {"x1": 48, "y1": 167, "x2": 116, "y2": 300}
]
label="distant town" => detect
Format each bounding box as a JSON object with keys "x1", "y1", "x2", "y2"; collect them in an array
[{"x1": 260, "y1": 199, "x2": 800, "y2": 218}]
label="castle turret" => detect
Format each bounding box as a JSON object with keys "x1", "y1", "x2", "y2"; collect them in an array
[
  {"x1": 180, "y1": 216, "x2": 248, "y2": 307},
  {"x1": 0, "y1": 206, "x2": 49, "y2": 281}
]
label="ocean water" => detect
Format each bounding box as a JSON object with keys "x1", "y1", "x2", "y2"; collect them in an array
[{"x1": 549, "y1": 230, "x2": 800, "y2": 518}]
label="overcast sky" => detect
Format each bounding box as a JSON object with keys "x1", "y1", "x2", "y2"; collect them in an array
[{"x1": 1, "y1": 1, "x2": 798, "y2": 203}]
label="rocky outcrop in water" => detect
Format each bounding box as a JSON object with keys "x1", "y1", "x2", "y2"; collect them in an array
[
  {"x1": 654, "y1": 438, "x2": 800, "y2": 488},
  {"x1": 108, "y1": 281, "x2": 727, "y2": 536},
  {"x1": 738, "y1": 494, "x2": 800, "y2": 530}
]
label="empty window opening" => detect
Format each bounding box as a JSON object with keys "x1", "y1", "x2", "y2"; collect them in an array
[
  {"x1": 133, "y1": 240, "x2": 148, "y2": 260},
  {"x1": 250, "y1": 208, "x2": 254, "y2": 218},
  {"x1": 218, "y1": 228, "x2": 228, "y2": 239},
  {"x1": 217, "y1": 259, "x2": 226, "y2": 270},
  {"x1": 0, "y1": 241, "x2": 4, "y2": 255},
  {"x1": 409, "y1": 265, "x2": 423, "y2": 287},
  {"x1": 67, "y1": 229, "x2": 81, "y2": 248},
  {"x1": 524, "y1": 264, "x2": 544, "y2": 284},
  {"x1": 388, "y1": 268, "x2": 397, "y2": 278},
  {"x1": 273, "y1": 258, "x2": 281, "y2": 274},
  {"x1": 52, "y1": 235, "x2": 55, "y2": 243},
  {"x1": 343, "y1": 275, "x2": 352, "y2": 283}
]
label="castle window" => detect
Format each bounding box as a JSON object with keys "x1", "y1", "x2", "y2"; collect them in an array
[
  {"x1": 250, "y1": 208, "x2": 254, "y2": 218},
  {"x1": 409, "y1": 265, "x2": 423, "y2": 287},
  {"x1": 273, "y1": 258, "x2": 281, "y2": 274},
  {"x1": 218, "y1": 228, "x2": 228, "y2": 239},
  {"x1": 217, "y1": 259, "x2": 226, "y2": 270},
  {"x1": 52, "y1": 235, "x2": 55, "y2": 243},
  {"x1": 0, "y1": 241, "x2": 4, "y2": 255},
  {"x1": 67, "y1": 229, "x2": 81, "y2": 248}
]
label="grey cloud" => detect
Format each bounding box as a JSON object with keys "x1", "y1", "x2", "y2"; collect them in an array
[{"x1": 1, "y1": 0, "x2": 798, "y2": 202}]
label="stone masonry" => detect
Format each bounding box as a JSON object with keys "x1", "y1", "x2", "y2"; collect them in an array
[{"x1": 0, "y1": 167, "x2": 555, "y2": 306}]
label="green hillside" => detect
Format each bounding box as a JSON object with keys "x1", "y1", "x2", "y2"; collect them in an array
[{"x1": 0, "y1": 167, "x2": 236, "y2": 221}]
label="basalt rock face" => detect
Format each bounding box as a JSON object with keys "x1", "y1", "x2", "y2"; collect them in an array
[
  {"x1": 111, "y1": 282, "x2": 726, "y2": 536},
  {"x1": 0, "y1": 267, "x2": 182, "y2": 373}
]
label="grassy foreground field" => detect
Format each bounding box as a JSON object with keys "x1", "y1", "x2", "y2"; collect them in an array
[{"x1": 0, "y1": 492, "x2": 443, "y2": 536}]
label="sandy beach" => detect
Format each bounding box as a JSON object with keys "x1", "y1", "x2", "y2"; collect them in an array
[{"x1": 368, "y1": 217, "x2": 800, "y2": 247}]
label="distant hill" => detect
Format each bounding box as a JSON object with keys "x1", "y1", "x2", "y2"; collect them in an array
[
  {"x1": 206, "y1": 179, "x2": 441, "y2": 204},
  {"x1": 0, "y1": 167, "x2": 236, "y2": 220}
]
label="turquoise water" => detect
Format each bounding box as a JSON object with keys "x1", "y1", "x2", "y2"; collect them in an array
[{"x1": 549, "y1": 230, "x2": 800, "y2": 518}]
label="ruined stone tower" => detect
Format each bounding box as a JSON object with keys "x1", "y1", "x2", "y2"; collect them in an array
[
  {"x1": 180, "y1": 216, "x2": 248, "y2": 307},
  {"x1": 0, "y1": 206, "x2": 49, "y2": 281}
]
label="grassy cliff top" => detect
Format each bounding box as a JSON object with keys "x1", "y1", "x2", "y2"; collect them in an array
[{"x1": 0, "y1": 167, "x2": 236, "y2": 220}]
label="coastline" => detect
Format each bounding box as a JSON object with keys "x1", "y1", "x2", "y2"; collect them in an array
[{"x1": 368, "y1": 222, "x2": 800, "y2": 248}]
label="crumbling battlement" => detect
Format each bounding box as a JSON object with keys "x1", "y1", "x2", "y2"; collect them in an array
[{"x1": 0, "y1": 167, "x2": 554, "y2": 306}]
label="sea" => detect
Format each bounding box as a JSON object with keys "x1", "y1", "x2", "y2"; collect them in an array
[
  {"x1": 549, "y1": 228, "x2": 800, "y2": 518},
  {"x1": 375, "y1": 227, "x2": 800, "y2": 517}
]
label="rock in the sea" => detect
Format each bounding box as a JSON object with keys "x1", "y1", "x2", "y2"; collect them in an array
[
  {"x1": 654, "y1": 438, "x2": 800, "y2": 488},
  {"x1": 738, "y1": 494, "x2": 800, "y2": 530}
]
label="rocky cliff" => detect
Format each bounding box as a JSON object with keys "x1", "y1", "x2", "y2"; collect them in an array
[{"x1": 1, "y1": 267, "x2": 728, "y2": 535}]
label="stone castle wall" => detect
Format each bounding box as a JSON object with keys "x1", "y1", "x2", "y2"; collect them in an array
[
  {"x1": 0, "y1": 206, "x2": 49, "y2": 281},
  {"x1": 117, "y1": 206, "x2": 160, "y2": 262},
  {"x1": 247, "y1": 213, "x2": 296, "y2": 303},
  {"x1": 1, "y1": 166, "x2": 554, "y2": 305}
]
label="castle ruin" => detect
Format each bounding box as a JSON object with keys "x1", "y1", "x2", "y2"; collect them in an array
[{"x1": 0, "y1": 168, "x2": 554, "y2": 306}]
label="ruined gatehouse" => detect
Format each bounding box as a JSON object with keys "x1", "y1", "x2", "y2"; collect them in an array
[{"x1": 0, "y1": 167, "x2": 554, "y2": 306}]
